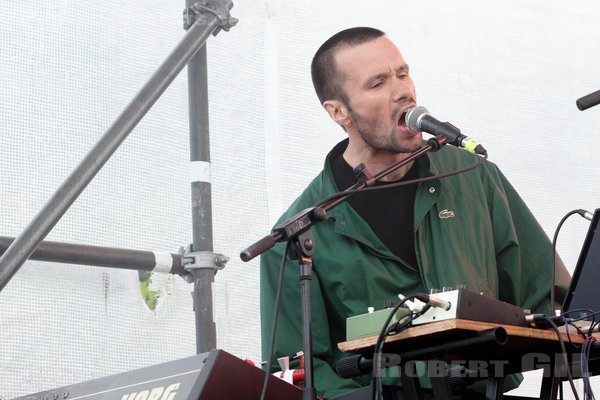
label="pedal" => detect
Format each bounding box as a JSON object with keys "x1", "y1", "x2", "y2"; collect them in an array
[
  {"x1": 346, "y1": 306, "x2": 410, "y2": 341},
  {"x1": 413, "y1": 289, "x2": 527, "y2": 327}
]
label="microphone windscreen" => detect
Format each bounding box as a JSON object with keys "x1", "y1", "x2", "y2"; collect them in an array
[{"x1": 405, "y1": 106, "x2": 429, "y2": 131}]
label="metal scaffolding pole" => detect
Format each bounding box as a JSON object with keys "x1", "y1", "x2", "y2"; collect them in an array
[
  {"x1": 0, "y1": 0, "x2": 236, "y2": 297},
  {"x1": 181, "y1": 0, "x2": 236, "y2": 355},
  {"x1": 185, "y1": 7, "x2": 215, "y2": 353},
  {"x1": 0, "y1": 236, "x2": 187, "y2": 276}
]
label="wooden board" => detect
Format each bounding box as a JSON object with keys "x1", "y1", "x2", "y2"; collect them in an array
[{"x1": 338, "y1": 319, "x2": 587, "y2": 353}]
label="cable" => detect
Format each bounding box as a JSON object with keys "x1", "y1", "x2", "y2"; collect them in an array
[
  {"x1": 562, "y1": 309, "x2": 599, "y2": 338},
  {"x1": 386, "y1": 306, "x2": 430, "y2": 337},
  {"x1": 370, "y1": 295, "x2": 434, "y2": 400},
  {"x1": 371, "y1": 295, "x2": 420, "y2": 400},
  {"x1": 240, "y1": 144, "x2": 486, "y2": 263},
  {"x1": 583, "y1": 337, "x2": 596, "y2": 399},
  {"x1": 581, "y1": 337, "x2": 589, "y2": 399},
  {"x1": 564, "y1": 320, "x2": 587, "y2": 349},
  {"x1": 260, "y1": 241, "x2": 291, "y2": 400},
  {"x1": 562, "y1": 309, "x2": 598, "y2": 320},
  {"x1": 551, "y1": 210, "x2": 580, "y2": 313},
  {"x1": 314, "y1": 150, "x2": 488, "y2": 209},
  {"x1": 536, "y1": 310, "x2": 600, "y2": 400},
  {"x1": 590, "y1": 320, "x2": 600, "y2": 337},
  {"x1": 551, "y1": 209, "x2": 593, "y2": 314},
  {"x1": 544, "y1": 316, "x2": 581, "y2": 400},
  {"x1": 548, "y1": 209, "x2": 597, "y2": 399},
  {"x1": 580, "y1": 337, "x2": 594, "y2": 399}
]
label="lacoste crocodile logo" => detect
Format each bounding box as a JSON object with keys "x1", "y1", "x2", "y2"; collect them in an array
[{"x1": 439, "y1": 209, "x2": 455, "y2": 219}]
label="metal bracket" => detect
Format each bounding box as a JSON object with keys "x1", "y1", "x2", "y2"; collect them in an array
[
  {"x1": 180, "y1": 245, "x2": 229, "y2": 276},
  {"x1": 183, "y1": 0, "x2": 238, "y2": 34}
]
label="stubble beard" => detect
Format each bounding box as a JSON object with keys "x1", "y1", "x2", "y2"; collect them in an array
[{"x1": 348, "y1": 105, "x2": 421, "y2": 155}]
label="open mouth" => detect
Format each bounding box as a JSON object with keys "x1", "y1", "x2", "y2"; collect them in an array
[
  {"x1": 398, "y1": 106, "x2": 420, "y2": 133},
  {"x1": 396, "y1": 108, "x2": 421, "y2": 137},
  {"x1": 398, "y1": 109, "x2": 414, "y2": 132},
  {"x1": 398, "y1": 110, "x2": 408, "y2": 127}
]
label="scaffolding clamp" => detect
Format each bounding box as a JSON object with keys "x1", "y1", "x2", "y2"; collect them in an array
[
  {"x1": 183, "y1": 0, "x2": 238, "y2": 34},
  {"x1": 180, "y1": 245, "x2": 229, "y2": 277}
]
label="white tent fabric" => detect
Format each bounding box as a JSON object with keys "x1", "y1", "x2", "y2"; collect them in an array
[{"x1": 1, "y1": 0, "x2": 599, "y2": 398}]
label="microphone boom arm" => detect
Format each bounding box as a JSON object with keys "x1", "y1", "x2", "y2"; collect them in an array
[{"x1": 239, "y1": 138, "x2": 446, "y2": 262}]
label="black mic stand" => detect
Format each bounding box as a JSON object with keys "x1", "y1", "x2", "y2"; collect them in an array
[
  {"x1": 241, "y1": 136, "x2": 447, "y2": 400},
  {"x1": 289, "y1": 229, "x2": 317, "y2": 400}
]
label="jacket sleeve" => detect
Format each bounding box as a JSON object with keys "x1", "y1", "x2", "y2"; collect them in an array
[
  {"x1": 260, "y1": 240, "x2": 363, "y2": 398},
  {"x1": 485, "y1": 163, "x2": 570, "y2": 314}
]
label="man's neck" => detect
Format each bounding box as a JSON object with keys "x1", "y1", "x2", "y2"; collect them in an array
[{"x1": 343, "y1": 142, "x2": 415, "y2": 182}]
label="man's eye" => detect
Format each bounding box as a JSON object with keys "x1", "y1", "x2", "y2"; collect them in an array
[{"x1": 371, "y1": 81, "x2": 383, "y2": 88}]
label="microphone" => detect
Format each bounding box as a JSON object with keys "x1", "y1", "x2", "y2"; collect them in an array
[
  {"x1": 576, "y1": 89, "x2": 600, "y2": 111},
  {"x1": 405, "y1": 106, "x2": 487, "y2": 156}
]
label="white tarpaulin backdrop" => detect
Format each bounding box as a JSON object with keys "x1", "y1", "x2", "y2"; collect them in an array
[{"x1": 1, "y1": 1, "x2": 599, "y2": 398}]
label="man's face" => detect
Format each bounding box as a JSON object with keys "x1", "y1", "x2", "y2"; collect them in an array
[{"x1": 334, "y1": 36, "x2": 421, "y2": 154}]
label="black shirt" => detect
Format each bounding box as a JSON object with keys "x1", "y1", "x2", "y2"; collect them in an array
[{"x1": 330, "y1": 146, "x2": 419, "y2": 270}]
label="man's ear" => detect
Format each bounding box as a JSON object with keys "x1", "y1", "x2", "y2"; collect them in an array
[{"x1": 323, "y1": 99, "x2": 350, "y2": 128}]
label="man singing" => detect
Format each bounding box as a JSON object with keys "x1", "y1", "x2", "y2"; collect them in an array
[{"x1": 260, "y1": 27, "x2": 568, "y2": 398}]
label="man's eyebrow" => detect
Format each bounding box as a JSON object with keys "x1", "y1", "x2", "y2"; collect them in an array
[
  {"x1": 397, "y1": 63, "x2": 410, "y2": 73},
  {"x1": 364, "y1": 64, "x2": 410, "y2": 85},
  {"x1": 364, "y1": 65, "x2": 392, "y2": 85},
  {"x1": 367, "y1": 71, "x2": 391, "y2": 83}
]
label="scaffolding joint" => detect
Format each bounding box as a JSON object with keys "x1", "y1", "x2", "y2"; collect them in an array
[
  {"x1": 181, "y1": 245, "x2": 229, "y2": 276},
  {"x1": 183, "y1": 0, "x2": 238, "y2": 34}
]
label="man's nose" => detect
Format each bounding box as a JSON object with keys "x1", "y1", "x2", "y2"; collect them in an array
[{"x1": 392, "y1": 77, "x2": 413, "y2": 102}]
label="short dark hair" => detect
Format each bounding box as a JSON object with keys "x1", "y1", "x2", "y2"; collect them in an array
[{"x1": 311, "y1": 27, "x2": 385, "y2": 105}]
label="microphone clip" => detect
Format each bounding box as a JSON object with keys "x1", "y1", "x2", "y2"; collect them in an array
[{"x1": 426, "y1": 135, "x2": 449, "y2": 152}]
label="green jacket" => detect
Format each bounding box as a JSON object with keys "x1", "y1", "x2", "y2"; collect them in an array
[{"x1": 260, "y1": 140, "x2": 564, "y2": 398}]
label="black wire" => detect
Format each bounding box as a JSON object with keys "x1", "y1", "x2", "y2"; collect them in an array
[
  {"x1": 547, "y1": 312, "x2": 598, "y2": 399},
  {"x1": 551, "y1": 210, "x2": 581, "y2": 313},
  {"x1": 376, "y1": 311, "x2": 424, "y2": 398},
  {"x1": 562, "y1": 309, "x2": 598, "y2": 320},
  {"x1": 313, "y1": 149, "x2": 488, "y2": 209},
  {"x1": 564, "y1": 320, "x2": 587, "y2": 349},
  {"x1": 561, "y1": 309, "x2": 600, "y2": 339},
  {"x1": 372, "y1": 295, "x2": 425, "y2": 400},
  {"x1": 544, "y1": 316, "x2": 581, "y2": 400},
  {"x1": 551, "y1": 209, "x2": 595, "y2": 313},
  {"x1": 386, "y1": 306, "x2": 430, "y2": 336},
  {"x1": 260, "y1": 241, "x2": 291, "y2": 400},
  {"x1": 583, "y1": 336, "x2": 596, "y2": 399},
  {"x1": 581, "y1": 338, "x2": 590, "y2": 399},
  {"x1": 587, "y1": 337, "x2": 596, "y2": 399},
  {"x1": 581, "y1": 337, "x2": 595, "y2": 399},
  {"x1": 590, "y1": 320, "x2": 600, "y2": 337}
]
